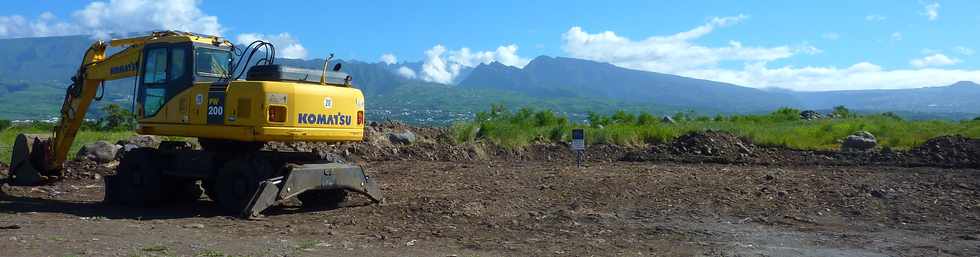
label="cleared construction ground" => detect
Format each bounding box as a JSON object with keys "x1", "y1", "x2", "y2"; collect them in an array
[{"x1": 1, "y1": 124, "x2": 978, "y2": 256}]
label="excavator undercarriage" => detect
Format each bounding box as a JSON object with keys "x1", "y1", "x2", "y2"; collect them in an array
[{"x1": 101, "y1": 141, "x2": 382, "y2": 218}]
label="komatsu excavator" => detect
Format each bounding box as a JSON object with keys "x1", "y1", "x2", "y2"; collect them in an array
[{"x1": 7, "y1": 31, "x2": 382, "y2": 218}]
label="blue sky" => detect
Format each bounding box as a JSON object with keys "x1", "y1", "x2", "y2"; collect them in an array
[{"x1": 2, "y1": 0, "x2": 979, "y2": 90}]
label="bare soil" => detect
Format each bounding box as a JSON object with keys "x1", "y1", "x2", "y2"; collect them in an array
[{"x1": 1, "y1": 127, "x2": 979, "y2": 256}]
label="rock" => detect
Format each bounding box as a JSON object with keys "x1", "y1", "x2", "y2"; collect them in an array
[
  {"x1": 183, "y1": 223, "x2": 205, "y2": 229},
  {"x1": 387, "y1": 131, "x2": 417, "y2": 145},
  {"x1": 115, "y1": 144, "x2": 140, "y2": 160},
  {"x1": 117, "y1": 135, "x2": 161, "y2": 148},
  {"x1": 960, "y1": 234, "x2": 979, "y2": 241},
  {"x1": 76, "y1": 141, "x2": 122, "y2": 163},
  {"x1": 800, "y1": 110, "x2": 824, "y2": 120},
  {"x1": 661, "y1": 116, "x2": 676, "y2": 124},
  {"x1": 841, "y1": 131, "x2": 877, "y2": 152}
]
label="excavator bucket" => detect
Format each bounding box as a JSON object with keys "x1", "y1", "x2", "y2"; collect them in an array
[
  {"x1": 242, "y1": 163, "x2": 383, "y2": 218},
  {"x1": 8, "y1": 134, "x2": 57, "y2": 186}
]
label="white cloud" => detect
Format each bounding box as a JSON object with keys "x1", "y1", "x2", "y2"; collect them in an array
[
  {"x1": 910, "y1": 53, "x2": 960, "y2": 68},
  {"x1": 922, "y1": 2, "x2": 940, "y2": 21},
  {"x1": 236, "y1": 32, "x2": 308, "y2": 59},
  {"x1": 561, "y1": 15, "x2": 816, "y2": 74},
  {"x1": 419, "y1": 44, "x2": 530, "y2": 84},
  {"x1": 821, "y1": 32, "x2": 840, "y2": 40},
  {"x1": 891, "y1": 32, "x2": 903, "y2": 41},
  {"x1": 865, "y1": 14, "x2": 887, "y2": 22},
  {"x1": 380, "y1": 53, "x2": 397, "y2": 65},
  {"x1": 954, "y1": 46, "x2": 975, "y2": 56},
  {"x1": 560, "y1": 18, "x2": 980, "y2": 91},
  {"x1": 0, "y1": 0, "x2": 223, "y2": 39},
  {"x1": 396, "y1": 66, "x2": 416, "y2": 79}
]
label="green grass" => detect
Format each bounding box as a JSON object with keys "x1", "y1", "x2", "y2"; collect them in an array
[
  {"x1": 0, "y1": 125, "x2": 134, "y2": 164},
  {"x1": 452, "y1": 106, "x2": 980, "y2": 150}
]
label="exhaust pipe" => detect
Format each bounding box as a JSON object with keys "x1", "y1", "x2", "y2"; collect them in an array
[{"x1": 8, "y1": 134, "x2": 59, "y2": 186}]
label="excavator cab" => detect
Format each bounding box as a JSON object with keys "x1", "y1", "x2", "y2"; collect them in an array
[{"x1": 7, "y1": 31, "x2": 381, "y2": 218}]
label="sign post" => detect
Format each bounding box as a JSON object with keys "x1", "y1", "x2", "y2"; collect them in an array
[{"x1": 571, "y1": 128, "x2": 585, "y2": 167}]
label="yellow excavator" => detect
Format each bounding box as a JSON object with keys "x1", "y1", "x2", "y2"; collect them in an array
[{"x1": 7, "y1": 31, "x2": 382, "y2": 218}]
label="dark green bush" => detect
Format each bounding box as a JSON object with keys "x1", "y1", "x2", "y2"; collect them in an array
[
  {"x1": 95, "y1": 104, "x2": 137, "y2": 131},
  {"x1": 636, "y1": 112, "x2": 657, "y2": 125},
  {"x1": 0, "y1": 119, "x2": 10, "y2": 131},
  {"x1": 831, "y1": 105, "x2": 856, "y2": 118}
]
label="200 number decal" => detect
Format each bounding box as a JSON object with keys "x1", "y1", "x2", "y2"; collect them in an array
[{"x1": 207, "y1": 106, "x2": 224, "y2": 116}]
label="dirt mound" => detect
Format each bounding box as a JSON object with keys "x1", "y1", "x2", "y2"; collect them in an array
[
  {"x1": 623, "y1": 131, "x2": 758, "y2": 163},
  {"x1": 911, "y1": 135, "x2": 980, "y2": 168},
  {"x1": 667, "y1": 131, "x2": 756, "y2": 157}
]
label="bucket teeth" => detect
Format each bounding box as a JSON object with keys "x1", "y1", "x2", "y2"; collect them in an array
[{"x1": 8, "y1": 134, "x2": 56, "y2": 186}]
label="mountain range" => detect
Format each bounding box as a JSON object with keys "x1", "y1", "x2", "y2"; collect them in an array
[{"x1": 0, "y1": 34, "x2": 978, "y2": 121}]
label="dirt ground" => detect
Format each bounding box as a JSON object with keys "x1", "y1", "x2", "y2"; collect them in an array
[
  {"x1": 2, "y1": 159, "x2": 979, "y2": 257},
  {"x1": 2, "y1": 127, "x2": 979, "y2": 256}
]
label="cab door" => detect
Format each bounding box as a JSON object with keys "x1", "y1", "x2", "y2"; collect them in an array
[{"x1": 137, "y1": 43, "x2": 192, "y2": 121}]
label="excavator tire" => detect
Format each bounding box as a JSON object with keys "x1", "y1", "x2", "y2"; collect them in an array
[
  {"x1": 104, "y1": 148, "x2": 166, "y2": 206},
  {"x1": 202, "y1": 178, "x2": 219, "y2": 203},
  {"x1": 166, "y1": 177, "x2": 204, "y2": 203},
  {"x1": 297, "y1": 189, "x2": 348, "y2": 209},
  {"x1": 214, "y1": 154, "x2": 275, "y2": 214}
]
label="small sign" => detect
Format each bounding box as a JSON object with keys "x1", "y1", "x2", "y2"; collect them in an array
[{"x1": 571, "y1": 128, "x2": 585, "y2": 150}]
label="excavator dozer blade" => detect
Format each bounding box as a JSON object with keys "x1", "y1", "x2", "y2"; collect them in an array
[
  {"x1": 8, "y1": 134, "x2": 55, "y2": 186},
  {"x1": 242, "y1": 163, "x2": 383, "y2": 218}
]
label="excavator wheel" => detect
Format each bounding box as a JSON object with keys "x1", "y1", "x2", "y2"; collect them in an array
[
  {"x1": 166, "y1": 177, "x2": 204, "y2": 203},
  {"x1": 104, "y1": 148, "x2": 166, "y2": 206},
  {"x1": 298, "y1": 189, "x2": 349, "y2": 209},
  {"x1": 202, "y1": 178, "x2": 219, "y2": 203},
  {"x1": 214, "y1": 155, "x2": 275, "y2": 214}
]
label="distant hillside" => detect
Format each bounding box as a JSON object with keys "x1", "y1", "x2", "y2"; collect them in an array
[
  {"x1": 0, "y1": 35, "x2": 978, "y2": 121},
  {"x1": 460, "y1": 56, "x2": 980, "y2": 117},
  {"x1": 792, "y1": 81, "x2": 980, "y2": 114},
  {"x1": 459, "y1": 56, "x2": 799, "y2": 113},
  {"x1": 0, "y1": 35, "x2": 90, "y2": 83}
]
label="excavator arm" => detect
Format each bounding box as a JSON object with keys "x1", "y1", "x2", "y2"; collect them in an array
[{"x1": 9, "y1": 37, "x2": 146, "y2": 185}]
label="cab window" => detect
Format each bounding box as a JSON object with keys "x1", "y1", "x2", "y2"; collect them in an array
[
  {"x1": 195, "y1": 47, "x2": 231, "y2": 78},
  {"x1": 143, "y1": 48, "x2": 167, "y2": 84}
]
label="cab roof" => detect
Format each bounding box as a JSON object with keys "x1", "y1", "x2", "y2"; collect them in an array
[{"x1": 109, "y1": 31, "x2": 233, "y2": 48}]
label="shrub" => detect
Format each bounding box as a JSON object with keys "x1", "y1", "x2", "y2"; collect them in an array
[
  {"x1": 831, "y1": 105, "x2": 855, "y2": 118},
  {"x1": 96, "y1": 104, "x2": 137, "y2": 131},
  {"x1": 0, "y1": 119, "x2": 10, "y2": 131},
  {"x1": 771, "y1": 107, "x2": 801, "y2": 121},
  {"x1": 610, "y1": 110, "x2": 636, "y2": 125},
  {"x1": 636, "y1": 112, "x2": 657, "y2": 125}
]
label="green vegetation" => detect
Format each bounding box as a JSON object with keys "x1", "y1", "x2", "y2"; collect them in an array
[
  {"x1": 0, "y1": 104, "x2": 140, "y2": 164},
  {"x1": 0, "y1": 125, "x2": 134, "y2": 164},
  {"x1": 452, "y1": 105, "x2": 980, "y2": 150}
]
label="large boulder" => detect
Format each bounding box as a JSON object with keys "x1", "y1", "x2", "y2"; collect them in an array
[
  {"x1": 116, "y1": 135, "x2": 161, "y2": 148},
  {"x1": 76, "y1": 141, "x2": 123, "y2": 163},
  {"x1": 800, "y1": 110, "x2": 824, "y2": 120},
  {"x1": 841, "y1": 131, "x2": 877, "y2": 152},
  {"x1": 387, "y1": 131, "x2": 417, "y2": 145}
]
